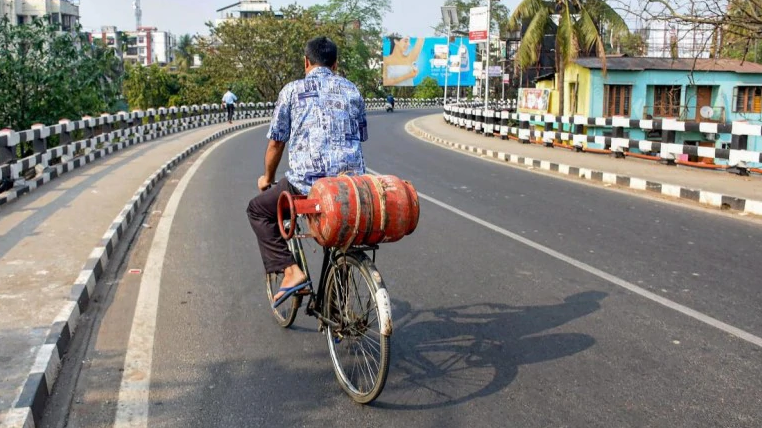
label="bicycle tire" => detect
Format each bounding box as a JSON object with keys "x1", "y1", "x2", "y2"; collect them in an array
[
  {"x1": 323, "y1": 252, "x2": 391, "y2": 404},
  {"x1": 265, "y1": 236, "x2": 306, "y2": 328}
]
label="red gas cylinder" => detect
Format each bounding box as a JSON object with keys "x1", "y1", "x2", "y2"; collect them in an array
[{"x1": 279, "y1": 175, "x2": 419, "y2": 248}]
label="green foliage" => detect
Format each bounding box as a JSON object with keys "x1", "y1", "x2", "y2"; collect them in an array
[
  {"x1": 414, "y1": 77, "x2": 443, "y2": 99},
  {"x1": 174, "y1": 34, "x2": 194, "y2": 70},
  {"x1": 123, "y1": 63, "x2": 175, "y2": 110},
  {"x1": 0, "y1": 16, "x2": 124, "y2": 130},
  {"x1": 509, "y1": 0, "x2": 627, "y2": 112},
  {"x1": 618, "y1": 32, "x2": 647, "y2": 57},
  {"x1": 309, "y1": 0, "x2": 390, "y2": 98},
  {"x1": 196, "y1": 6, "x2": 345, "y2": 102}
]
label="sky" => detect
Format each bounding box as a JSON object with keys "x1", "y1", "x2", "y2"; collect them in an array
[{"x1": 79, "y1": 0, "x2": 519, "y2": 37}]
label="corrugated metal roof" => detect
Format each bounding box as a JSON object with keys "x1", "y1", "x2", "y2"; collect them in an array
[{"x1": 574, "y1": 57, "x2": 762, "y2": 74}]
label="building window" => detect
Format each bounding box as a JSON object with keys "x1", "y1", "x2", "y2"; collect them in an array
[
  {"x1": 733, "y1": 86, "x2": 762, "y2": 113},
  {"x1": 139, "y1": 37, "x2": 145, "y2": 44},
  {"x1": 604, "y1": 85, "x2": 632, "y2": 117},
  {"x1": 139, "y1": 47, "x2": 146, "y2": 55},
  {"x1": 653, "y1": 85, "x2": 682, "y2": 117}
]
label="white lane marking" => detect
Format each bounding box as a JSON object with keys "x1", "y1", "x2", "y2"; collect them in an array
[
  {"x1": 115, "y1": 126, "x2": 264, "y2": 427},
  {"x1": 367, "y1": 168, "x2": 762, "y2": 349}
]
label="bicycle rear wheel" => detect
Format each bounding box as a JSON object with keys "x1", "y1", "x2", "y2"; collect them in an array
[
  {"x1": 265, "y1": 229, "x2": 307, "y2": 328},
  {"x1": 323, "y1": 252, "x2": 391, "y2": 404}
]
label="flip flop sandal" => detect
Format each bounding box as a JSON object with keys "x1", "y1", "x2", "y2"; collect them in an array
[{"x1": 272, "y1": 281, "x2": 312, "y2": 309}]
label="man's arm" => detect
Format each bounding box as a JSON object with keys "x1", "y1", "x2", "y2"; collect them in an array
[
  {"x1": 262, "y1": 140, "x2": 286, "y2": 184},
  {"x1": 259, "y1": 85, "x2": 292, "y2": 190}
]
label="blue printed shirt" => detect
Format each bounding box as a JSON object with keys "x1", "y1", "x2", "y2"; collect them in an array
[{"x1": 267, "y1": 67, "x2": 368, "y2": 194}]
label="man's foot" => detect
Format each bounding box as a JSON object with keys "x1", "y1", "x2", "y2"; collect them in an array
[{"x1": 273, "y1": 264, "x2": 308, "y2": 302}]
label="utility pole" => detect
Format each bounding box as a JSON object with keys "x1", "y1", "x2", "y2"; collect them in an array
[
  {"x1": 484, "y1": 0, "x2": 491, "y2": 107},
  {"x1": 457, "y1": 37, "x2": 464, "y2": 103},
  {"x1": 445, "y1": 24, "x2": 451, "y2": 105},
  {"x1": 133, "y1": 0, "x2": 142, "y2": 30},
  {"x1": 441, "y1": 6, "x2": 458, "y2": 106}
]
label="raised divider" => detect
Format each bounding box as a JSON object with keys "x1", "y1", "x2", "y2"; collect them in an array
[
  {"x1": 442, "y1": 103, "x2": 762, "y2": 175},
  {"x1": 410, "y1": 114, "x2": 762, "y2": 216}
]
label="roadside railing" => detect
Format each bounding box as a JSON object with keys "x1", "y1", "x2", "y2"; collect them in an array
[
  {"x1": 0, "y1": 98, "x2": 440, "y2": 197},
  {"x1": 642, "y1": 105, "x2": 726, "y2": 123},
  {"x1": 443, "y1": 103, "x2": 762, "y2": 175}
]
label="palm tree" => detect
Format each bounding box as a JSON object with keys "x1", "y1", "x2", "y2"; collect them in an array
[
  {"x1": 175, "y1": 34, "x2": 194, "y2": 70},
  {"x1": 509, "y1": 0, "x2": 627, "y2": 115}
]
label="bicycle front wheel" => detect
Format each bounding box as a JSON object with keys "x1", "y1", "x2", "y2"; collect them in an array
[{"x1": 323, "y1": 252, "x2": 391, "y2": 404}]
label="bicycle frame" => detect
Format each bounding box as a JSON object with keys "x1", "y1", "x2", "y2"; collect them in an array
[{"x1": 288, "y1": 217, "x2": 378, "y2": 332}]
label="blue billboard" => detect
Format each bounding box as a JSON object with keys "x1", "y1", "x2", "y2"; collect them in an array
[{"x1": 382, "y1": 36, "x2": 477, "y2": 87}]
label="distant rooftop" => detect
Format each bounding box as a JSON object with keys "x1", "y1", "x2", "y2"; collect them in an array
[
  {"x1": 217, "y1": 0, "x2": 272, "y2": 13},
  {"x1": 574, "y1": 57, "x2": 762, "y2": 74}
]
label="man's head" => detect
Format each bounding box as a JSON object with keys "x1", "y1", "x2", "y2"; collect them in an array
[{"x1": 304, "y1": 36, "x2": 338, "y2": 74}]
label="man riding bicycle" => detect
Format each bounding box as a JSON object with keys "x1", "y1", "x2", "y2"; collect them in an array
[{"x1": 246, "y1": 36, "x2": 369, "y2": 308}]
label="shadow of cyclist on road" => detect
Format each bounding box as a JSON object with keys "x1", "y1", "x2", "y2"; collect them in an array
[{"x1": 375, "y1": 291, "x2": 606, "y2": 410}]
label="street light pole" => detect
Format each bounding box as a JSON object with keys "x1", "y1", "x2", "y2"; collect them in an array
[
  {"x1": 444, "y1": 25, "x2": 450, "y2": 106},
  {"x1": 457, "y1": 37, "x2": 463, "y2": 103},
  {"x1": 484, "y1": 0, "x2": 491, "y2": 108},
  {"x1": 441, "y1": 6, "x2": 459, "y2": 106}
]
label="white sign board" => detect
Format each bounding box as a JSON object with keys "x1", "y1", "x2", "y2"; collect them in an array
[
  {"x1": 469, "y1": 6, "x2": 489, "y2": 44},
  {"x1": 433, "y1": 44, "x2": 449, "y2": 67},
  {"x1": 473, "y1": 61, "x2": 483, "y2": 78}
]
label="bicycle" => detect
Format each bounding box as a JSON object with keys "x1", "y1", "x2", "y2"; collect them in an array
[{"x1": 265, "y1": 190, "x2": 394, "y2": 404}]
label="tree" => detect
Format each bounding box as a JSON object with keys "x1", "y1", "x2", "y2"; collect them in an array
[
  {"x1": 175, "y1": 34, "x2": 194, "y2": 70},
  {"x1": 195, "y1": 6, "x2": 345, "y2": 102},
  {"x1": 618, "y1": 31, "x2": 647, "y2": 56},
  {"x1": 0, "y1": 16, "x2": 123, "y2": 131},
  {"x1": 434, "y1": 0, "x2": 512, "y2": 38},
  {"x1": 122, "y1": 63, "x2": 175, "y2": 110},
  {"x1": 509, "y1": 0, "x2": 627, "y2": 114},
  {"x1": 414, "y1": 77, "x2": 443, "y2": 99},
  {"x1": 309, "y1": 0, "x2": 391, "y2": 97}
]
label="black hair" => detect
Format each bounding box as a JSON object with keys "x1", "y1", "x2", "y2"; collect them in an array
[{"x1": 305, "y1": 36, "x2": 338, "y2": 68}]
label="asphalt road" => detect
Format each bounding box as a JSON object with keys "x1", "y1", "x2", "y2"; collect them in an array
[{"x1": 49, "y1": 109, "x2": 762, "y2": 427}]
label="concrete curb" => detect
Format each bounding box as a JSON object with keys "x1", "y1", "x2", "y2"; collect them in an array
[
  {"x1": 407, "y1": 120, "x2": 762, "y2": 217},
  {"x1": 1, "y1": 119, "x2": 270, "y2": 428}
]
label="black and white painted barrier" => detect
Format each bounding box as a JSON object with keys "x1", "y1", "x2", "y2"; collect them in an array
[
  {"x1": 365, "y1": 98, "x2": 442, "y2": 109},
  {"x1": 443, "y1": 103, "x2": 762, "y2": 175},
  {"x1": 0, "y1": 99, "x2": 439, "y2": 205}
]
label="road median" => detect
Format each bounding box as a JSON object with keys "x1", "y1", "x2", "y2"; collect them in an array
[{"x1": 407, "y1": 114, "x2": 762, "y2": 217}]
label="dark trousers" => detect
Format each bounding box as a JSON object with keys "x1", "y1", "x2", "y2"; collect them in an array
[
  {"x1": 247, "y1": 179, "x2": 298, "y2": 274},
  {"x1": 227, "y1": 104, "x2": 235, "y2": 122}
]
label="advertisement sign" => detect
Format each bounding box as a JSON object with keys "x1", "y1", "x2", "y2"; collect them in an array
[
  {"x1": 488, "y1": 66, "x2": 502, "y2": 77},
  {"x1": 469, "y1": 6, "x2": 489, "y2": 44},
  {"x1": 518, "y1": 88, "x2": 551, "y2": 114},
  {"x1": 473, "y1": 61, "x2": 483, "y2": 78},
  {"x1": 502, "y1": 73, "x2": 511, "y2": 84},
  {"x1": 433, "y1": 44, "x2": 449, "y2": 67},
  {"x1": 383, "y1": 36, "x2": 477, "y2": 87}
]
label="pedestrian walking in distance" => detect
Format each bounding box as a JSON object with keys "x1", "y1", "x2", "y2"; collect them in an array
[{"x1": 222, "y1": 87, "x2": 238, "y2": 124}]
